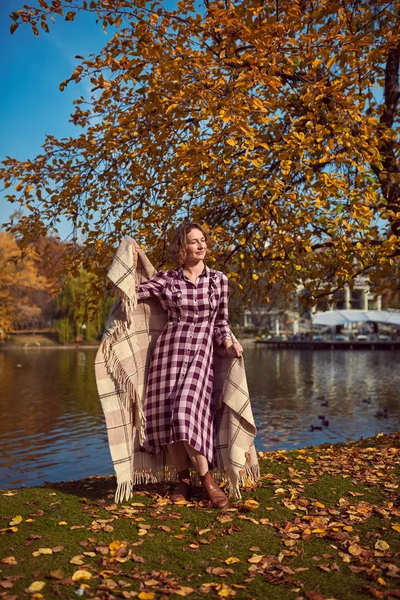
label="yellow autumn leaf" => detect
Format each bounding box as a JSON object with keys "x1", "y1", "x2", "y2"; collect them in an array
[
  {"x1": 375, "y1": 540, "x2": 390, "y2": 551},
  {"x1": 165, "y1": 103, "x2": 178, "y2": 114},
  {"x1": 70, "y1": 555, "x2": 84, "y2": 565},
  {"x1": 348, "y1": 544, "x2": 362, "y2": 556},
  {"x1": 138, "y1": 593, "x2": 156, "y2": 600},
  {"x1": 58, "y1": 521, "x2": 67, "y2": 525},
  {"x1": 251, "y1": 274, "x2": 259, "y2": 280},
  {"x1": 28, "y1": 581, "x2": 46, "y2": 593},
  {"x1": 251, "y1": 158, "x2": 264, "y2": 168},
  {"x1": 9, "y1": 515, "x2": 23, "y2": 526},
  {"x1": 225, "y1": 557, "x2": 241, "y2": 564},
  {"x1": 217, "y1": 584, "x2": 236, "y2": 597},
  {"x1": 392, "y1": 523, "x2": 400, "y2": 532},
  {"x1": 71, "y1": 570, "x2": 92, "y2": 581},
  {"x1": 109, "y1": 540, "x2": 126, "y2": 554},
  {"x1": 243, "y1": 499, "x2": 259, "y2": 510},
  {"x1": 32, "y1": 548, "x2": 53, "y2": 557}
]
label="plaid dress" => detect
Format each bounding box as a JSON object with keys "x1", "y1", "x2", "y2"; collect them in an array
[{"x1": 137, "y1": 265, "x2": 232, "y2": 465}]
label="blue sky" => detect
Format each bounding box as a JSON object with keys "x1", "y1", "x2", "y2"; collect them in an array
[{"x1": 0, "y1": 0, "x2": 115, "y2": 238}]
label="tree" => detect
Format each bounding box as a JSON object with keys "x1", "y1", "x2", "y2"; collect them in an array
[
  {"x1": 56, "y1": 269, "x2": 113, "y2": 342},
  {"x1": 1, "y1": 0, "x2": 400, "y2": 309},
  {"x1": 0, "y1": 232, "x2": 47, "y2": 338}
]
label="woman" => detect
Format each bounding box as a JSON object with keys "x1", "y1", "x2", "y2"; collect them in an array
[{"x1": 136, "y1": 222, "x2": 243, "y2": 508}]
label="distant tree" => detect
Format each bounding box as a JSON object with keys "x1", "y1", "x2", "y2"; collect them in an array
[
  {"x1": 1, "y1": 0, "x2": 400, "y2": 308},
  {"x1": 56, "y1": 269, "x2": 113, "y2": 342},
  {"x1": 0, "y1": 232, "x2": 47, "y2": 338}
]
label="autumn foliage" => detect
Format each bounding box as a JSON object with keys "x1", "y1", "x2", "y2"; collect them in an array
[{"x1": 2, "y1": 0, "x2": 400, "y2": 306}]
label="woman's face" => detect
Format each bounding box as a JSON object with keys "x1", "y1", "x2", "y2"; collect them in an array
[{"x1": 185, "y1": 228, "x2": 207, "y2": 262}]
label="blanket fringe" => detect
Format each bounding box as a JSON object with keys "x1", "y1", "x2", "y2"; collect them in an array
[
  {"x1": 114, "y1": 464, "x2": 259, "y2": 503},
  {"x1": 102, "y1": 320, "x2": 144, "y2": 425},
  {"x1": 115, "y1": 480, "x2": 133, "y2": 503},
  {"x1": 120, "y1": 287, "x2": 137, "y2": 328}
]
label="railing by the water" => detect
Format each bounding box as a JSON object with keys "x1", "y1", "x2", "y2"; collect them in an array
[{"x1": 255, "y1": 339, "x2": 400, "y2": 350}]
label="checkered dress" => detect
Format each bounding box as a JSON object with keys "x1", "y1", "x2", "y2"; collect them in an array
[{"x1": 137, "y1": 265, "x2": 232, "y2": 466}]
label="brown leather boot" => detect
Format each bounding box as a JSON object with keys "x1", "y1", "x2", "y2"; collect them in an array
[
  {"x1": 171, "y1": 469, "x2": 192, "y2": 503},
  {"x1": 200, "y1": 472, "x2": 229, "y2": 508}
]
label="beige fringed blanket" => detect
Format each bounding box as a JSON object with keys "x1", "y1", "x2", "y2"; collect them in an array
[{"x1": 95, "y1": 237, "x2": 259, "y2": 502}]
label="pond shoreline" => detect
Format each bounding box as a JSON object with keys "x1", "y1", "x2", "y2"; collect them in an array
[
  {"x1": 0, "y1": 343, "x2": 99, "y2": 350},
  {"x1": 0, "y1": 336, "x2": 257, "y2": 351}
]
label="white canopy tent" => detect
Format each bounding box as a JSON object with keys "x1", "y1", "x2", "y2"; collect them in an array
[{"x1": 311, "y1": 310, "x2": 400, "y2": 328}]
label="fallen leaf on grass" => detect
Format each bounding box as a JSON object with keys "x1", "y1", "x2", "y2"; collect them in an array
[
  {"x1": 131, "y1": 553, "x2": 145, "y2": 563},
  {"x1": 32, "y1": 548, "x2": 53, "y2": 557},
  {"x1": 0, "y1": 526, "x2": 18, "y2": 534},
  {"x1": 217, "y1": 515, "x2": 232, "y2": 524},
  {"x1": 70, "y1": 555, "x2": 85, "y2": 565},
  {"x1": 242, "y1": 499, "x2": 259, "y2": 511},
  {"x1": 199, "y1": 583, "x2": 236, "y2": 597},
  {"x1": 392, "y1": 524, "x2": 400, "y2": 533},
  {"x1": 144, "y1": 579, "x2": 161, "y2": 587},
  {"x1": 225, "y1": 557, "x2": 240, "y2": 564},
  {"x1": 304, "y1": 591, "x2": 328, "y2": 600},
  {"x1": 173, "y1": 586, "x2": 195, "y2": 596},
  {"x1": 49, "y1": 570, "x2": 64, "y2": 579},
  {"x1": 71, "y1": 570, "x2": 92, "y2": 581},
  {"x1": 0, "y1": 580, "x2": 14, "y2": 589},
  {"x1": 9, "y1": 516, "x2": 22, "y2": 527},
  {"x1": 206, "y1": 567, "x2": 234, "y2": 577},
  {"x1": 248, "y1": 554, "x2": 264, "y2": 564},
  {"x1": 138, "y1": 592, "x2": 155, "y2": 600},
  {"x1": 27, "y1": 581, "x2": 45, "y2": 593},
  {"x1": 1, "y1": 557, "x2": 17, "y2": 566},
  {"x1": 348, "y1": 543, "x2": 363, "y2": 556},
  {"x1": 109, "y1": 540, "x2": 127, "y2": 555},
  {"x1": 375, "y1": 540, "x2": 390, "y2": 551}
]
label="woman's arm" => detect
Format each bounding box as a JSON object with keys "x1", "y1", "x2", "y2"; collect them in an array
[
  {"x1": 214, "y1": 274, "x2": 233, "y2": 346},
  {"x1": 136, "y1": 271, "x2": 167, "y2": 300},
  {"x1": 214, "y1": 273, "x2": 243, "y2": 358}
]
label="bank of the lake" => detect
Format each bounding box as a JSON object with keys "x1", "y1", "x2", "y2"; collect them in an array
[{"x1": 1, "y1": 433, "x2": 400, "y2": 600}]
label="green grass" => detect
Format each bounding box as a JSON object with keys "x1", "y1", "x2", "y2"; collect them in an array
[{"x1": 1, "y1": 433, "x2": 400, "y2": 599}]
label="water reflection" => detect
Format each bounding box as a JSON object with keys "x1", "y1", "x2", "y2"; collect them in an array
[
  {"x1": 247, "y1": 346, "x2": 400, "y2": 451},
  {"x1": 0, "y1": 346, "x2": 399, "y2": 489},
  {"x1": 0, "y1": 349, "x2": 111, "y2": 488}
]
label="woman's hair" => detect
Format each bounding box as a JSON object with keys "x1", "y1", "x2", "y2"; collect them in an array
[{"x1": 170, "y1": 222, "x2": 212, "y2": 265}]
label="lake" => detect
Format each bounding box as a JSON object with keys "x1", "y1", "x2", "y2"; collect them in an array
[{"x1": 0, "y1": 345, "x2": 399, "y2": 489}]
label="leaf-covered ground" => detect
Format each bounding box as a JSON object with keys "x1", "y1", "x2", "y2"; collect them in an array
[{"x1": 1, "y1": 433, "x2": 400, "y2": 600}]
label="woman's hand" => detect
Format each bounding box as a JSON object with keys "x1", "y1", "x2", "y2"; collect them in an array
[{"x1": 225, "y1": 342, "x2": 243, "y2": 358}]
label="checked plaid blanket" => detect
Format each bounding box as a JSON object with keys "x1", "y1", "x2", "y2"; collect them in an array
[{"x1": 95, "y1": 237, "x2": 259, "y2": 502}]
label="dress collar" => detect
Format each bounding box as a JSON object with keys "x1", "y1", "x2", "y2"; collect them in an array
[{"x1": 177, "y1": 265, "x2": 209, "y2": 280}]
